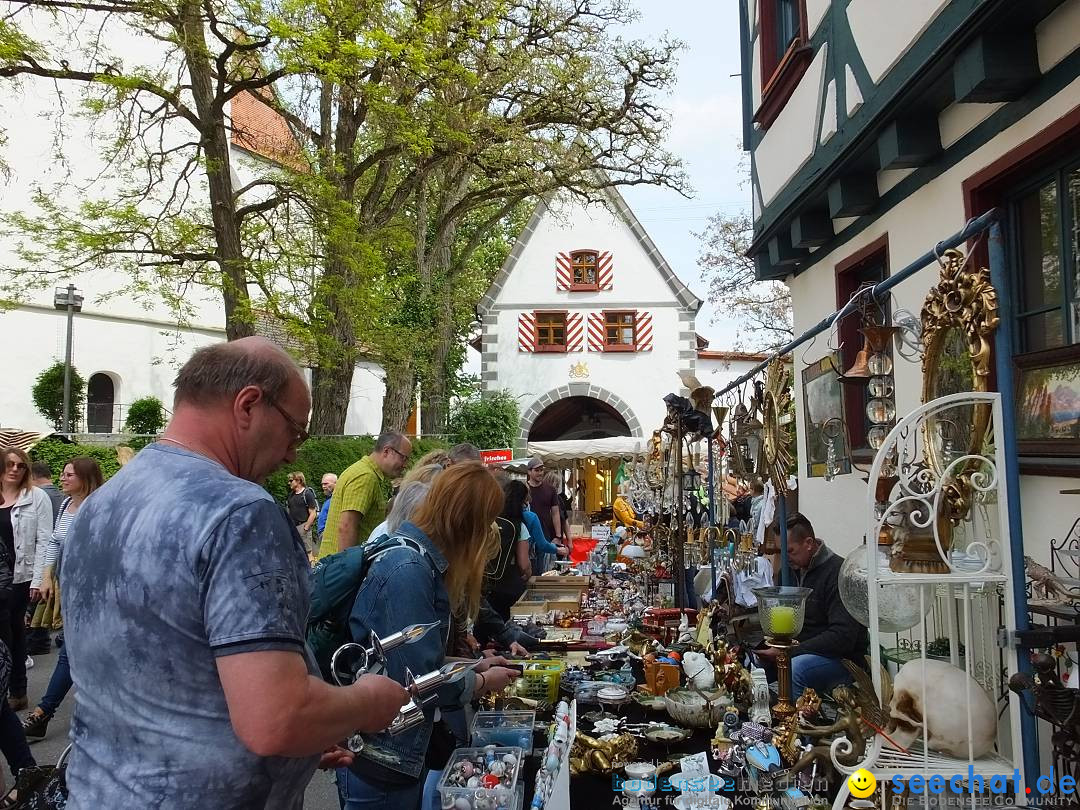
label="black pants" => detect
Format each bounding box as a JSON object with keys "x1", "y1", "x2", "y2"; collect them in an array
[
  {"x1": 486, "y1": 591, "x2": 519, "y2": 623},
  {"x1": 0, "y1": 639, "x2": 33, "y2": 774},
  {"x1": 0, "y1": 582, "x2": 31, "y2": 698}
]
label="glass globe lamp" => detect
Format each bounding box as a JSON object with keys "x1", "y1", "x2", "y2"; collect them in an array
[
  {"x1": 867, "y1": 425, "x2": 891, "y2": 449},
  {"x1": 867, "y1": 353, "x2": 893, "y2": 376},
  {"x1": 868, "y1": 376, "x2": 894, "y2": 398},
  {"x1": 838, "y1": 544, "x2": 932, "y2": 633},
  {"x1": 866, "y1": 398, "x2": 896, "y2": 424}
]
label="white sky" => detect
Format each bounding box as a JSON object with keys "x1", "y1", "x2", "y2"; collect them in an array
[{"x1": 619, "y1": 0, "x2": 749, "y2": 349}]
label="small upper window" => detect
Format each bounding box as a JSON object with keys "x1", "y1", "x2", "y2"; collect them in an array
[
  {"x1": 536, "y1": 311, "x2": 568, "y2": 352},
  {"x1": 773, "y1": 0, "x2": 801, "y2": 69},
  {"x1": 754, "y1": 0, "x2": 810, "y2": 130},
  {"x1": 571, "y1": 251, "x2": 599, "y2": 290},
  {"x1": 604, "y1": 311, "x2": 636, "y2": 351}
]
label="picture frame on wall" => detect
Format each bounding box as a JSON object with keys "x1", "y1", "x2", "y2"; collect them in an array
[
  {"x1": 1015, "y1": 345, "x2": 1080, "y2": 469},
  {"x1": 802, "y1": 353, "x2": 851, "y2": 478}
]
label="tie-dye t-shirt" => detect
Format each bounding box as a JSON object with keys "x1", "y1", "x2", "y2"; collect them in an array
[{"x1": 61, "y1": 442, "x2": 319, "y2": 809}]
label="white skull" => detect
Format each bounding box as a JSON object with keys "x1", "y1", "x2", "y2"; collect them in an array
[{"x1": 888, "y1": 659, "x2": 996, "y2": 758}]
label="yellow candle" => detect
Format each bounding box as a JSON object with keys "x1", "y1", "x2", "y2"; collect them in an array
[{"x1": 770, "y1": 606, "x2": 797, "y2": 635}]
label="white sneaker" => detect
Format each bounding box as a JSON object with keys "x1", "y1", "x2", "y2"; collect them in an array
[{"x1": 25, "y1": 656, "x2": 33, "y2": 669}]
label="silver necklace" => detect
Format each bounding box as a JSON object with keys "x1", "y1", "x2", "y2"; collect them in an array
[{"x1": 158, "y1": 436, "x2": 195, "y2": 452}]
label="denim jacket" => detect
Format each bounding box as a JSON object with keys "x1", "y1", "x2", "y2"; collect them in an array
[{"x1": 348, "y1": 521, "x2": 475, "y2": 781}]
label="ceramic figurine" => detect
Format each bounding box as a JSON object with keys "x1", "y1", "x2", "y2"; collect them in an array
[
  {"x1": 750, "y1": 667, "x2": 771, "y2": 725},
  {"x1": 681, "y1": 650, "x2": 716, "y2": 689}
]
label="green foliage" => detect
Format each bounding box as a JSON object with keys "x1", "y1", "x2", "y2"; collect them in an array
[
  {"x1": 264, "y1": 436, "x2": 447, "y2": 503},
  {"x1": 124, "y1": 396, "x2": 166, "y2": 435},
  {"x1": 30, "y1": 437, "x2": 122, "y2": 481},
  {"x1": 31, "y1": 362, "x2": 86, "y2": 430},
  {"x1": 447, "y1": 390, "x2": 519, "y2": 451}
]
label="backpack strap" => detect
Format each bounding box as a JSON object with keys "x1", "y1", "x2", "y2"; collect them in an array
[
  {"x1": 363, "y1": 534, "x2": 428, "y2": 573},
  {"x1": 54, "y1": 496, "x2": 73, "y2": 531}
]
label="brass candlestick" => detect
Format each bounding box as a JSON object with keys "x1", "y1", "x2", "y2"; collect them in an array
[
  {"x1": 767, "y1": 635, "x2": 799, "y2": 723},
  {"x1": 753, "y1": 586, "x2": 812, "y2": 726}
]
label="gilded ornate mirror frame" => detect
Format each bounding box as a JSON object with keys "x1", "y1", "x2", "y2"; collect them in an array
[{"x1": 919, "y1": 247, "x2": 1000, "y2": 519}]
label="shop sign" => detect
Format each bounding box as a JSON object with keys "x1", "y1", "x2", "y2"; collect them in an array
[{"x1": 479, "y1": 448, "x2": 513, "y2": 464}]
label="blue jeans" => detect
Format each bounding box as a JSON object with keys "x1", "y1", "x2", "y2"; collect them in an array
[
  {"x1": 336, "y1": 767, "x2": 423, "y2": 810},
  {"x1": 421, "y1": 769, "x2": 442, "y2": 810},
  {"x1": 790, "y1": 653, "x2": 853, "y2": 699},
  {"x1": 39, "y1": 644, "x2": 72, "y2": 716},
  {"x1": 0, "y1": 701, "x2": 35, "y2": 773}
]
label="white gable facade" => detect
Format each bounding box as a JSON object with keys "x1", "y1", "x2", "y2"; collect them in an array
[{"x1": 478, "y1": 187, "x2": 702, "y2": 450}]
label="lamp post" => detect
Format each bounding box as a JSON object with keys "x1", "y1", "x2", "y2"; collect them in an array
[{"x1": 53, "y1": 284, "x2": 83, "y2": 433}]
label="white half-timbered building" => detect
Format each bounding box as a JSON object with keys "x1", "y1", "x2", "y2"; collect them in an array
[{"x1": 477, "y1": 186, "x2": 705, "y2": 452}]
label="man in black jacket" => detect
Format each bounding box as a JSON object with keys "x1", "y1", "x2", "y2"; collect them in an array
[{"x1": 756, "y1": 512, "x2": 868, "y2": 698}]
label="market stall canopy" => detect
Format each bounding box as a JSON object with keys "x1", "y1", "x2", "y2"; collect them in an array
[
  {"x1": 525, "y1": 436, "x2": 645, "y2": 461},
  {"x1": 0, "y1": 429, "x2": 53, "y2": 452}
]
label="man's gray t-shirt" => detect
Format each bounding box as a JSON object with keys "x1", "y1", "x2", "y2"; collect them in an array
[{"x1": 61, "y1": 443, "x2": 319, "y2": 809}]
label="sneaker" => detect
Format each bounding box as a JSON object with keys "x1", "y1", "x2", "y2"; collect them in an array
[
  {"x1": 54, "y1": 632, "x2": 64, "y2": 649},
  {"x1": 7, "y1": 695, "x2": 28, "y2": 711},
  {"x1": 24, "y1": 656, "x2": 33, "y2": 670},
  {"x1": 21, "y1": 709, "x2": 51, "y2": 741}
]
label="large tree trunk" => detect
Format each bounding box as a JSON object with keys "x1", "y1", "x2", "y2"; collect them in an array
[
  {"x1": 310, "y1": 362, "x2": 353, "y2": 435},
  {"x1": 308, "y1": 88, "x2": 364, "y2": 434},
  {"x1": 177, "y1": 0, "x2": 252, "y2": 341},
  {"x1": 421, "y1": 300, "x2": 455, "y2": 436},
  {"x1": 309, "y1": 255, "x2": 360, "y2": 434},
  {"x1": 381, "y1": 357, "x2": 415, "y2": 433}
]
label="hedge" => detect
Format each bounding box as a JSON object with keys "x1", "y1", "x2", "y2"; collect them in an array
[
  {"x1": 29, "y1": 435, "x2": 449, "y2": 505},
  {"x1": 30, "y1": 437, "x2": 124, "y2": 481}
]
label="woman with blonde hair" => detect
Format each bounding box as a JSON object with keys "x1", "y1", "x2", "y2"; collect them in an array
[{"x1": 338, "y1": 462, "x2": 520, "y2": 809}]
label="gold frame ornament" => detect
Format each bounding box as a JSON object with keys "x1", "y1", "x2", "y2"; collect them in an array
[
  {"x1": 762, "y1": 358, "x2": 793, "y2": 493},
  {"x1": 919, "y1": 247, "x2": 999, "y2": 517}
]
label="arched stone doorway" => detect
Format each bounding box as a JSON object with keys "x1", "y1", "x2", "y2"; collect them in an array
[
  {"x1": 86, "y1": 372, "x2": 117, "y2": 433},
  {"x1": 528, "y1": 397, "x2": 630, "y2": 442},
  {"x1": 518, "y1": 383, "x2": 642, "y2": 448}
]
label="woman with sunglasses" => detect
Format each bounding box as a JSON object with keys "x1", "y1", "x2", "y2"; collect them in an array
[
  {"x1": 22, "y1": 456, "x2": 105, "y2": 740},
  {"x1": 0, "y1": 448, "x2": 52, "y2": 711},
  {"x1": 0, "y1": 447, "x2": 49, "y2": 783}
]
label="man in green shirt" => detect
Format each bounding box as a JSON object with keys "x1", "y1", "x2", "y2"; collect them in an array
[{"x1": 318, "y1": 431, "x2": 412, "y2": 558}]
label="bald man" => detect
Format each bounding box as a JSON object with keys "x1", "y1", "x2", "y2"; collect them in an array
[{"x1": 60, "y1": 338, "x2": 408, "y2": 809}]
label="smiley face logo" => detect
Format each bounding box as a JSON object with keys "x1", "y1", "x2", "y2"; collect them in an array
[{"x1": 848, "y1": 768, "x2": 877, "y2": 798}]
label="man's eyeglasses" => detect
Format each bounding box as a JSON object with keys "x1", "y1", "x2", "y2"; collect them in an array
[
  {"x1": 265, "y1": 397, "x2": 309, "y2": 445},
  {"x1": 388, "y1": 446, "x2": 409, "y2": 462}
]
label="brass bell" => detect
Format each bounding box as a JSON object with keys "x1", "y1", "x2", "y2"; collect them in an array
[{"x1": 840, "y1": 348, "x2": 872, "y2": 381}]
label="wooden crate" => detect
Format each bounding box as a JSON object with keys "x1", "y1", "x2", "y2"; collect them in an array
[{"x1": 529, "y1": 575, "x2": 589, "y2": 589}]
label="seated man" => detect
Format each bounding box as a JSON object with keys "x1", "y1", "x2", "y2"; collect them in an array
[{"x1": 755, "y1": 512, "x2": 868, "y2": 699}]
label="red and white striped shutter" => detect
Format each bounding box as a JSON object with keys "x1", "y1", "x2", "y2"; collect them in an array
[
  {"x1": 566, "y1": 313, "x2": 584, "y2": 352},
  {"x1": 597, "y1": 251, "x2": 614, "y2": 290},
  {"x1": 587, "y1": 312, "x2": 605, "y2": 352},
  {"x1": 518, "y1": 313, "x2": 537, "y2": 352},
  {"x1": 635, "y1": 311, "x2": 653, "y2": 351},
  {"x1": 555, "y1": 252, "x2": 572, "y2": 291}
]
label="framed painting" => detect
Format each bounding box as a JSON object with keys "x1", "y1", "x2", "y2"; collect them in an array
[
  {"x1": 1016, "y1": 345, "x2": 1080, "y2": 464},
  {"x1": 802, "y1": 353, "x2": 851, "y2": 478}
]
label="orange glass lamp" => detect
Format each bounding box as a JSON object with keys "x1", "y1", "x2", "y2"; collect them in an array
[{"x1": 753, "y1": 586, "x2": 812, "y2": 723}]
